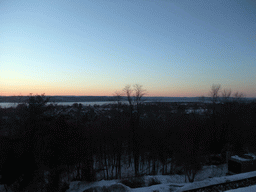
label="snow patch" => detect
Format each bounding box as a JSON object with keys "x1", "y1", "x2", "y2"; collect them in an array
[
  {"x1": 67, "y1": 179, "x2": 120, "y2": 192},
  {"x1": 225, "y1": 185, "x2": 256, "y2": 192},
  {"x1": 231, "y1": 153, "x2": 256, "y2": 162},
  {"x1": 177, "y1": 170, "x2": 256, "y2": 192}
]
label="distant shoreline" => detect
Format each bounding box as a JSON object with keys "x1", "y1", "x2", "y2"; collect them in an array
[
  {"x1": 0, "y1": 96, "x2": 206, "y2": 103},
  {"x1": 0, "y1": 96, "x2": 255, "y2": 103}
]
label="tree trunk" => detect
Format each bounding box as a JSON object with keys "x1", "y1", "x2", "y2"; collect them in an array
[
  {"x1": 104, "y1": 151, "x2": 108, "y2": 180},
  {"x1": 152, "y1": 159, "x2": 156, "y2": 175}
]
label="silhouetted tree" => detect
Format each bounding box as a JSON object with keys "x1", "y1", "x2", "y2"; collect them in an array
[
  {"x1": 233, "y1": 91, "x2": 245, "y2": 103},
  {"x1": 221, "y1": 88, "x2": 232, "y2": 103},
  {"x1": 0, "y1": 94, "x2": 55, "y2": 191},
  {"x1": 210, "y1": 84, "x2": 221, "y2": 104},
  {"x1": 177, "y1": 116, "x2": 206, "y2": 182},
  {"x1": 123, "y1": 84, "x2": 146, "y2": 177}
]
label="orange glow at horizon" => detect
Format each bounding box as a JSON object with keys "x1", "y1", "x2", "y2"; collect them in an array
[
  {"x1": 2, "y1": 90, "x2": 256, "y2": 97},
  {"x1": 1, "y1": 83, "x2": 255, "y2": 97},
  {"x1": 1, "y1": 87, "x2": 209, "y2": 97}
]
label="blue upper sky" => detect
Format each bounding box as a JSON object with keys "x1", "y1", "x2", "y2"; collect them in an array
[{"x1": 1, "y1": 0, "x2": 255, "y2": 97}]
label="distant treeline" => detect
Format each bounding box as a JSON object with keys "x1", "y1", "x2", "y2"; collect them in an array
[
  {"x1": 1, "y1": 96, "x2": 255, "y2": 103},
  {"x1": 0, "y1": 96, "x2": 124, "y2": 103}
]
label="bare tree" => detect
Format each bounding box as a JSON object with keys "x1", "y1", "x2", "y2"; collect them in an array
[
  {"x1": 112, "y1": 91, "x2": 124, "y2": 179},
  {"x1": 222, "y1": 88, "x2": 232, "y2": 103},
  {"x1": 113, "y1": 91, "x2": 123, "y2": 111},
  {"x1": 114, "y1": 91, "x2": 123, "y2": 102},
  {"x1": 133, "y1": 84, "x2": 147, "y2": 107},
  {"x1": 209, "y1": 84, "x2": 222, "y2": 151},
  {"x1": 123, "y1": 85, "x2": 133, "y2": 107},
  {"x1": 123, "y1": 84, "x2": 147, "y2": 108},
  {"x1": 210, "y1": 84, "x2": 221, "y2": 104},
  {"x1": 233, "y1": 91, "x2": 244, "y2": 102},
  {"x1": 122, "y1": 84, "x2": 146, "y2": 177}
]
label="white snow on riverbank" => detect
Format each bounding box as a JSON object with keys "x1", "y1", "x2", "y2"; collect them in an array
[
  {"x1": 225, "y1": 185, "x2": 256, "y2": 192},
  {"x1": 66, "y1": 164, "x2": 227, "y2": 192},
  {"x1": 2, "y1": 164, "x2": 256, "y2": 192},
  {"x1": 66, "y1": 165, "x2": 256, "y2": 192}
]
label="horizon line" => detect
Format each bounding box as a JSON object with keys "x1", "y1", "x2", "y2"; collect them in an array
[{"x1": 1, "y1": 95, "x2": 255, "y2": 98}]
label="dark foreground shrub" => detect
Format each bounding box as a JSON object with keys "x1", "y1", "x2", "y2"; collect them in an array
[
  {"x1": 60, "y1": 181, "x2": 70, "y2": 192},
  {"x1": 148, "y1": 177, "x2": 161, "y2": 186},
  {"x1": 176, "y1": 167, "x2": 185, "y2": 175},
  {"x1": 120, "y1": 177, "x2": 145, "y2": 188}
]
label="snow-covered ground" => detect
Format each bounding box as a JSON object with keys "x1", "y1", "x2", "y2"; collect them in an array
[
  {"x1": 66, "y1": 177, "x2": 183, "y2": 192},
  {"x1": 0, "y1": 164, "x2": 227, "y2": 192},
  {"x1": 66, "y1": 164, "x2": 228, "y2": 192},
  {"x1": 225, "y1": 185, "x2": 256, "y2": 192},
  {"x1": 176, "y1": 169, "x2": 256, "y2": 192},
  {"x1": 2, "y1": 164, "x2": 256, "y2": 192},
  {"x1": 230, "y1": 153, "x2": 256, "y2": 161},
  {"x1": 68, "y1": 168, "x2": 256, "y2": 192},
  {"x1": 66, "y1": 165, "x2": 256, "y2": 192}
]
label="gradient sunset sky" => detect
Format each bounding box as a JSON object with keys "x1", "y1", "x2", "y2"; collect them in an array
[{"x1": 1, "y1": 0, "x2": 255, "y2": 97}]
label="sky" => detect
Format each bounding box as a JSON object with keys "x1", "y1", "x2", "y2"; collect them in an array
[{"x1": 1, "y1": 0, "x2": 255, "y2": 97}]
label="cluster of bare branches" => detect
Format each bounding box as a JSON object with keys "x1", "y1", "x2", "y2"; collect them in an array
[
  {"x1": 209, "y1": 84, "x2": 245, "y2": 103},
  {"x1": 121, "y1": 84, "x2": 147, "y2": 107}
]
